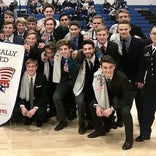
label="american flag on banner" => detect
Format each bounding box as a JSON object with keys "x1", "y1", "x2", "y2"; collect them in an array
[
  {"x1": 0, "y1": 67, "x2": 15, "y2": 93},
  {"x1": 0, "y1": 67, "x2": 15, "y2": 80}
]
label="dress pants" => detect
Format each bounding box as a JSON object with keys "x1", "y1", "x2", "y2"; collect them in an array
[
  {"x1": 141, "y1": 93, "x2": 156, "y2": 137},
  {"x1": 53, "y1": 83, "x2": 72, "y2": 121},
  {"x1": 12, "y1": 103, "x2": 47, "y2": 125},
  {"x1": 75, "y1": 91, "x2": 86, "y2": 126},
  {"x1": 90, "y1": 100, "x2": 133, "y2": 142}
]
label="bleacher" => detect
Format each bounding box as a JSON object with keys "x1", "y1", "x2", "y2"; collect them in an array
[{"x1": 15, "y1": 4, "x2": 156, "y2": 35}]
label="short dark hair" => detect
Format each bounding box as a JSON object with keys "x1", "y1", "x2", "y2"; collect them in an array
[
  {"x1": 100, "y1": 55, "x2": 116, "y2": 65},
  {"x1": 59, "y1": 13, "x2": 70, "y2": 21},
  {"x1": 27, "y1": 16, "x2": 37, "y2": 23},
  {"x1": 82, "y1": 39, "x2": 95, "y2": 48}
]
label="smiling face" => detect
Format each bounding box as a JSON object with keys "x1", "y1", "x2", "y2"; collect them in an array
[
  {"x1": 45, "y1": 19, "x2": 55, "y2": 33},
  {"x1": 26, "y1": 34, "x2": 37, "y2": 47},
  {"x1": 26, "y1": 62, "x2": 37, "y2": 77},
  {"x1": 96, "y1": 30, "x2": 109, "y2": 44},
  {"x1": 3, "y1": 23, "x2": 15, "y2": 38},
  {"x1": 101, "y1": 62, "x2": 115, "y2": 78},
  {"x1": 44, "y1": 7, "x2": 55, "y2": 17},
  {"x1": 59, "y1": 45, "x2": 71, "y2": 59},
  {"x1": 16, "y1": 23, "x2": 26, "y2": 34},
  {"x1": 82, "y1": 43, "x2": 95, "y2": 59}
]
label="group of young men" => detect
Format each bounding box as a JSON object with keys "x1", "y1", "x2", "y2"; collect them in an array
[{"x1": 0, "y1": 3, "x2": 156, "y2": 151}]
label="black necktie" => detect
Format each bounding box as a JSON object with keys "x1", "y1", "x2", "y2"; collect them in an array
[
  {"x1": 89, "y1": 61, "x2": 93, "y2": 71},
  {"x1": 106, "y1": 78, "x2": 111, "y2": 91},
  {"x1": 122, "y1": 39, "x2": 127, "y2": 54},
  {"x1": 29, "y1": 78, "x2": 34, "y2": 109}
]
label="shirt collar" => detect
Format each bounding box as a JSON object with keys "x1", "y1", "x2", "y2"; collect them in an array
[
  {"x1": 152, "y1": 44, "x2": 156, "y2": 50},
  {"x1": 86, "y1": 54, "x2": 95, "y2": 64},
  {"x1": 5, "y1": 34, "x2": 14, "y2": 42},
  {"x1": 98, "y1": 41, "x2": 108, "y2": 48}
]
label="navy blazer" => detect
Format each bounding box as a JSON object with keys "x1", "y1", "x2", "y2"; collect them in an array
[
  {"x1": 13, "y1": 35, "x2": 24, "y2": 45},
  {"x1": 120, "y1": 36, "x2": 145, "y2": 84}
]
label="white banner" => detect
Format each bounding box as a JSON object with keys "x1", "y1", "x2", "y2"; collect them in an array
[{"x1": 0, "y1": 43, "x2": 25, "y2": 125}]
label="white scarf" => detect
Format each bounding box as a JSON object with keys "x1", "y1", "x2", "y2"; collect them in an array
[
  {"x1": 44, "y1": 61, "x2": 50, "y2": 80},
  {"x1": 53, "y1": 51, "x2": 62, "y2": 83},
  {"x1": 19, "y1": 72, "x2": 30, "y2": 101},
  {"x1": 73, "y1": 61, "x2": 86, "y2": 96},
  {"x1": 92, "y1": 68, "x2": 110, "y2": 109},
  {"x1": 110, "y1": 33, "x2": 123, "y2": 55}
]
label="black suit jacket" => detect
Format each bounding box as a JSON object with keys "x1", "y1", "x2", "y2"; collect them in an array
[
  {"x1": 14, "y1": 30, "x2": 27, "y2": 40},
  {"x1": 120, "y1": 36, "x2": 145, "y2": 84},
  {"x1": 95, "y1": 40, "x2": 120, "y2": 64},
  {"x1": 84, "y1": 56, "x2": 100, "y2": 99},
  {"x1": 19, "y1": 73, "x2": 48, "y2": 109},
  {"x1": 107, "y1": 70, "x2": 136, "y2": 110}
]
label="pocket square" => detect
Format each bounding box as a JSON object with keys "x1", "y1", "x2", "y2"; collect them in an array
[{"x1": 36, "y1": 85, "x2": 42, "y2": 88}]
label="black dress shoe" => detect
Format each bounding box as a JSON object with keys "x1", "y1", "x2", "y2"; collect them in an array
[
  {"x1": 54, "y1": 120, "x2": 68, "y2": 131},
  {"x1": 135, "y1": 136, "x2": 150, "y2": 142},
  {"x1": 78, "y1": 126, "x2": 86, "y2": 135},
  {"x1": 122, "y1": 141, "x2": 133, "y2": 150},
  {"x1": 88, "y1": 131, "x2": 106, "y2": 138}
]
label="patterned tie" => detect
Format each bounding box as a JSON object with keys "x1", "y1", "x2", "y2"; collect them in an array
[
  {"x1": 29, "y1": 78, "x2": 34, "y2": 109},
  {"x1": 64, "y1": 59, "x2": 69, "y2": 72},
  {"x1": 101, "y1": 45, "x2": 106, "y2": 54}
]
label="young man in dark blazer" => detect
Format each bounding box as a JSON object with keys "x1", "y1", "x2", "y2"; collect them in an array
[
  {"x1": 88, "y1": 55, "x2": 136, "y2": 150},
  {"x1": 53, "y1": 39, "x2": 83, "y2": 131},
  {"x1": 0, "y1": 21, "x2": 24, "y2": 45},
  {"x1": 74, "y1": 39, "x2": 100, "y2": 134},
  {"x1": 12, "y1": 59, "x2": 48, "y2": 127},
  {"x1": 94, "y1": 25, "x2": 120, "y2": 64},
  {"x1": 117, "y1": 20, "x2": 145, "y2": 128}
]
